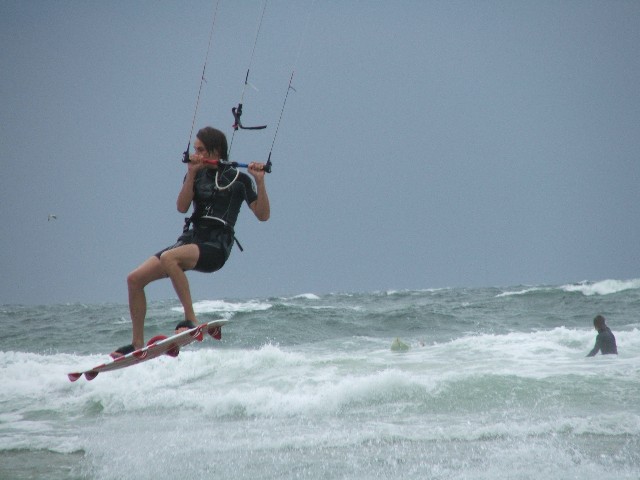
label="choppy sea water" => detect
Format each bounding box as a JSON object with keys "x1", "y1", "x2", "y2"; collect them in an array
[{"x1": 1, "y1": 278, "x2": 639, "y2": 479}]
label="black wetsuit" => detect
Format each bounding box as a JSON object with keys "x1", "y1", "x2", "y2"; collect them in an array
[
  {"x1": 586, "y1": 326, "x2": 618, "y2": 357},
  {"x1": 156, "y1": 166, "x2": 258, "y2": 273}
]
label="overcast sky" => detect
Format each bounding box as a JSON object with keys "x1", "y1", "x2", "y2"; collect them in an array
[{"x1": 1, "y1": 0, "x2": 639, "y2": 305}]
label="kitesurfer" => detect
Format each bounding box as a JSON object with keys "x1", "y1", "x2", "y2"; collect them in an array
[{"x1": 111, "y1": 126, "x2": 270, "y2": 358}]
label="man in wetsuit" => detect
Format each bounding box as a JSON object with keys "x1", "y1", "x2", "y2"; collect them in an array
[
  {"x1": 586, "y1": 315, "x2": 618, "y2": 357},
  {"x1": 111, "y1": 126, "x2": 270, "y2": 358}
]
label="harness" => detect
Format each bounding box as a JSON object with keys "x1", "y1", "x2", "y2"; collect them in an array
[{"x1": 183, "y1": 215, "x2": 244, "y2": 252}]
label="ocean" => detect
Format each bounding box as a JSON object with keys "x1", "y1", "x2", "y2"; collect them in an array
[{"x1": 1, "y1": 279, "x2": 639, "y2": 479}]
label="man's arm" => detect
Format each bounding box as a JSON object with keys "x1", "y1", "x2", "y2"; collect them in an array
[
  {"x1": 177, "y1": 170, "x2": 197, "y2": 213},
  {"x1": 177, "y1": 159, "x2": 205, "y2": 213},
  {"x1": 248, "y1": 163, "x2": 270, "y2": 221},
  {"x1": 586, "y1": 334, "x2": 601, "y2": 357}
]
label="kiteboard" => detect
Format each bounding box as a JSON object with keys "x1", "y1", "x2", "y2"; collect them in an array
[{"x1": 67, "y1": 319, "x2": 228, "y2": 382}]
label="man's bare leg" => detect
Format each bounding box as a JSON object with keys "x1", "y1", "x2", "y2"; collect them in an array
[
  {"x1": 118, "y1": 257, "x2": 166, "y2": 354},
  {"x1": 159, "y1": 245, "x2": 200, "y2": 330}
]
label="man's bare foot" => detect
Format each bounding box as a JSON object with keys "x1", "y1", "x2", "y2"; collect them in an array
[
  {"x1": 174, "y1": 319, "x2": 197, "y2": 335},
  {"x1": 109, "y1": 344, "x2": 137, "y2": 359}
]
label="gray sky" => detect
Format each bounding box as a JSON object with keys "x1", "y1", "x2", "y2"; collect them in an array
[{"x1": 1, "y1": 0, "x2": 639, "y2": 305}]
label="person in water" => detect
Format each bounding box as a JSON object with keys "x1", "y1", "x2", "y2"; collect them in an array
[
  {"x1": 586, "y1": 315, "x2": 618, "y2": 357},
  {"x1": 111, "y1": 127, "x2": 270, "y2": 358}
]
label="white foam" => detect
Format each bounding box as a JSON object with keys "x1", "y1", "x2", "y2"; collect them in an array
[
  {"x1": 171, "y1": 299, "x2": 272, "y2": 315},
  {"x1": 496, "y1": 279, "x2": 640, "y2": 297},
  {"x1": 3, "y1": 325, "x2": 640, "y2": 457},
  {"x1": 561, "y1": 278, "x2": 640, "y2": 296},
  {"x1": 496, "y1": 286, "x2": 550, "y2": 297},
  {"x1": 290, "y1": 293, "x2": 321, "y2": 300}
]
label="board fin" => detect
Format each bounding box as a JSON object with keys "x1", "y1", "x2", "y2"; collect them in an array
[{"x1": 208, "y1": 325, "x2": 222, "y2": 340}]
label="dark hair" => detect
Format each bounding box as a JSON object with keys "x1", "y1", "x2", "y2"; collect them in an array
[
  {"x1": 196, "y1": 127, "x2": 228, "y2": 160},
  {"x1": 593, "y1": 315, "x2": 606, "y2": 329}
]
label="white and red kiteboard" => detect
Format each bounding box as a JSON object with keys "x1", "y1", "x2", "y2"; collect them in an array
[{"x1": 67, "y1": 319, "x2": 228, "y2": 382}]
